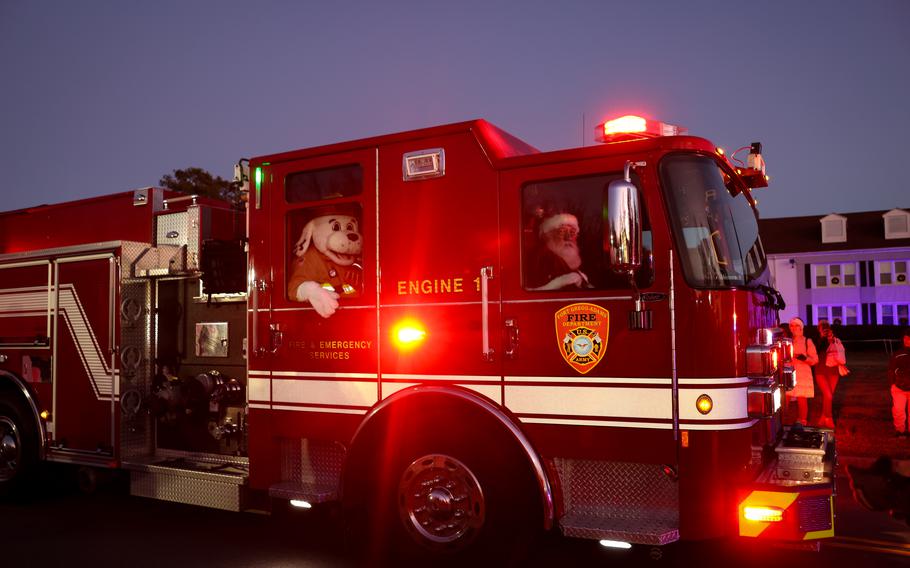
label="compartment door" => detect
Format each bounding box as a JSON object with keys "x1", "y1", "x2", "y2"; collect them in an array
[{"x1": 53, "y1": 255, "x2": 117, "y2": 454}]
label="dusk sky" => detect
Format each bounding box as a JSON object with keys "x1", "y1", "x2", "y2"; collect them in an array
[{"x1": 2, "y1": 1, "x2": 908, "y2": 219}]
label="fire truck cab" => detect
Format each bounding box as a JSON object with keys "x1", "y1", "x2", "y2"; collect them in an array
[{"x1": 0, "y1": 116, "x2": 835, "y2": 557}]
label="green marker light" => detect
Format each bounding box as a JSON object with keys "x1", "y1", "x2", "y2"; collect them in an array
[{"x1": 255, "y1": 167, "x2": 263, "y2": 209}]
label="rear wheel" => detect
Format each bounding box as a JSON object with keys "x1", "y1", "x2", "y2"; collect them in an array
[{"x1": 0, "y1": 397, "x2": 38, "y2": 499}]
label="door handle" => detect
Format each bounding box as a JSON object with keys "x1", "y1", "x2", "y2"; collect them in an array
[
  {"x1": 480, "y1": 266, "x2": 494, "y2": 362},
  {"x1": 269, "y1": 323, "x2": 283, "y2": 355},
  {"x1": 252, "y1": 278, "x2": 267, "y2": 357},
  {"x1": 504, "y1": 318, "x2": 519, "y2": 360}
]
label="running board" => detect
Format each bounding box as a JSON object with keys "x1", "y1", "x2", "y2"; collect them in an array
[
  {"x1": 268, "y1": 480, "x2": 337, "y2": 504},
  {"x1": 559, "y1": 509, "x2": 680, "y2": 545},
  {"x1": 123, "y1": 458, "x2": 247, "y2": 512}
]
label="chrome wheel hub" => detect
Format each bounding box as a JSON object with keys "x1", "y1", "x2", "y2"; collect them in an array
[
  {"x1": 0, "y1": 417, "x2": 20, "y2": 481},
  {"x1": 398, "y1": 454, "x2": 485, "y2": 549}
]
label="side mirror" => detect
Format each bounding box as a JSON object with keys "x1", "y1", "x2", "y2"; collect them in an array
[{"x1": 608, "y1": 172, "x2": 643, "y2": 275}]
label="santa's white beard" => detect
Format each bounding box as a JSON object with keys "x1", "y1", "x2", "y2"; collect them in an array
[{"x1": 548, "y1": 240, "x2": 581, "y2": 270}]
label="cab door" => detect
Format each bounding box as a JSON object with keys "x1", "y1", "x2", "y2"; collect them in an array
[
  {"x1": 498, "y1": 158, "x2": 676, "y2": 459},
  {"x1": 264, "y1": 149, "x2": 379, "y2": 414}
]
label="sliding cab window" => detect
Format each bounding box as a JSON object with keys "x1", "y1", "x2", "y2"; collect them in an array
[
  {"x1": 521, "y1": 174, "x2": 653, "y2": 291},
  {"x1": 285, "y1": 164, "x2": 364, "y2": 305}
]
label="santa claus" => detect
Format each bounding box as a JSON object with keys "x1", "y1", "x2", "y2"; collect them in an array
[{"x1": 526, "y1": 212, "x2": 592, "y2": 291}]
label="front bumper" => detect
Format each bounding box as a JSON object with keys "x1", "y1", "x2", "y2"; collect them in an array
[{"x1": 737, "y1": 426, "x2": 836, "y2": 542}]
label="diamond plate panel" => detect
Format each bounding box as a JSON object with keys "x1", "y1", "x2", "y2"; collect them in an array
[
  {"x1": 280, "y1": 438, "x2": 345, "y2": 486},
  {"x1": 186, "y1": 206, "x2": 201, "y2": 271},
  {"x1": 131, "y1": 470, "x2": 241, "y2": 512},
  {"x1": 554, "y1": 459, "x2": 679, "y2": 544},
  {"x1": 119, "y1": 278, "x2": 153, "y2": 460},
  {"x1": 156, "y1": 212, "x2": 189, "y2": 248}
]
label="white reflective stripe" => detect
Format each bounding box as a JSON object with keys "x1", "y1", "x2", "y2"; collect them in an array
[
  {"x1": 505, "y1": 376, "x2": 671, "y2": 385},
  {"x1": 271, "y1": 405, "x2": 366, "y2": 415},
  {"x1": 0, "y1": 285, "x2": 115, "y2": 400},
  {"x1": 678, "y1": 377, "x2": 751, "y2": 385},
  {"x1": 520, "y1": 417, "x2": 673, "y2": 429},
  {"x1": 249, "y1": 403, "x2": 271, "y2": 410},
  {"x1": 381, "y1": 382, "x2": 501, "y2": 402},
  {"x1": 272, "y1": 371, "x2": 377, "y2": 379},
  {"x1": 383, "y1": 374, "x2": 500, "y2": 383},
  {"x1": 271, "y1": 379, "x2": 377, "y2": 407},
  {"x1": 678, "y1": 387, "x2": 748, "y2": 421},
  {"x1": 58, "y1": 285, "x2": 115, "y2": 399},
  {"x1": 518, "y1": 417, "x2": 756, "y2": 430},
  {"x1": 505, "y1": 385, "x2": 673, "y2": 420},
  {"x1": 248, "y1": 378, "x2": 271, "y2": 402},
  {"x1": 685, "y1": 420, "x2": 758, "y2": 431}
]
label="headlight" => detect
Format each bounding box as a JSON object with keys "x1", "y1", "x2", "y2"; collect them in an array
[{"x1": 747, "y1": 380, "x2": 781, "y2": 418}]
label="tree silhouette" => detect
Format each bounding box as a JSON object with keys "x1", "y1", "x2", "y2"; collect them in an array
[{"x1": 159, "y1": 167, "x2": 242, "y2": 207}]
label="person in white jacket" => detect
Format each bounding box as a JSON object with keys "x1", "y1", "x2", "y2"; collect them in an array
[
  {"x1": 788, "y1": 317, "x2": 818, "y2": 426},
  {"x1": 815, "y1": 320, "x2": 846, "y2": 429}
]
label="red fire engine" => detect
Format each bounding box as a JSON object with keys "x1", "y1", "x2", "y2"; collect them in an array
[{"x1": 0, "y1": 115, "x2": 835, "y2": 557}]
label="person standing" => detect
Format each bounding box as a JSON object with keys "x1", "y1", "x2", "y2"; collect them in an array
[
  {"x1": 815, "y1": 321, "x2": 846, "y2": 429},
  {"x1": 889, "y1": 328, "x2": 910, "y2": 437},
  {"x1": 788, "y1": 317, "x2": 818, "y2": 426}
]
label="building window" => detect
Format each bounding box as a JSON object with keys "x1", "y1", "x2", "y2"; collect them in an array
[
  {"x1": 814, "y1": 304, "x2": 861, "y2": 326},
  {"x1": 879, "y1": 303, "x2": 910, "y2": 326},
  {"x1": 820, "y1": 214, "x2": 847, "y2": 244},
  {"x1": 877, "y1": 260, "x2": 909, "y2": 286},
  {"x1": 884, "y1": 209, "x2": 910, "y2": 240},
  {"x1": 813, "y1": 262, "x2": 857, "y2": 288}
]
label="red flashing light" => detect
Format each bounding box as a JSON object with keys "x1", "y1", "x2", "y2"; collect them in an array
[{"x1": 595, "y1": 115, "x2": 686, "y2": 143}]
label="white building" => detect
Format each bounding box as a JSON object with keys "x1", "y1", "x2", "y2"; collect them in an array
[{"x1": 760, "y1": 209, "x2": 910, "y2": 334}]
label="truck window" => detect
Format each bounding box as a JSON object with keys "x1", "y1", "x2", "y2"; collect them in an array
[
  {"x1": 286, "y1": 203, "x2": 364, "y2": 305},
  {"x1": 660, "y1": 154, "x2": 765, "y2": 288},
  {"x1": 521, "y1": 174, "x2": 652, "y2": 291},
  {"x1": 285, "y1": 164, "x2": 362, "y2": 203}
]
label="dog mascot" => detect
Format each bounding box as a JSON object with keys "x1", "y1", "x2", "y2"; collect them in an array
[
  {"x1": 527, "y1": 212, "x2": 592, "y2": 291},
  {"x1": 287, "y1": 209, "x2": 363, "y2": 318}
]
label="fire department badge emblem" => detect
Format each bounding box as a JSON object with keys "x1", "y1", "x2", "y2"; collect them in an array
[{"x1": 555, "y1": 303, "x2": 609, "y2": 374}]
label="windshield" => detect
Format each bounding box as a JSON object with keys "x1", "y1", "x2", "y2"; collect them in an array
[{"x1": 660, "y1": 154, "x2": 765, "y2": 288}]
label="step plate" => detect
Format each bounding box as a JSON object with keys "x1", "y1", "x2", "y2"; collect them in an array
[
  {"x1": 268, "y1": 481, "x2": 337, "y2": 503},
  {"x1": 560, "y1": 511, "x2": 680, "y2": 545}
]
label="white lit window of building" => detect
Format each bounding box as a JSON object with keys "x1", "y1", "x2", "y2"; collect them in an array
[
  {"x1": 879, "y1": 303, "x2": 910, "y2": 326},
  {"x1": 877, "y1": 260, "x2": 909, "y2": 286},
  {"x1": 813, "y1": 262, "x2": 857, "y2": 287},
  {"x1": 814, "y1": 304, "x2": 861, "y2": 326}
]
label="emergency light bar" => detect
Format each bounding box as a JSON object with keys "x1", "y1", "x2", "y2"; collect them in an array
[{"x1": 594, "y1": 115, "x2": 686, "y2": 143}]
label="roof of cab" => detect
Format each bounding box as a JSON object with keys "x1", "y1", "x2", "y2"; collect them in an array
[{"x1": 251, "y1": 119, "x2": 719, "y2": 170}]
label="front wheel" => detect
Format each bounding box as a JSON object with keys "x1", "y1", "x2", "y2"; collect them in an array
[
  {"x1": 346, "y1": 405, "x2": 543, "y2": 566},
  {"x1": 0, "y1": 398, "x2": 38, "y2": 499}
]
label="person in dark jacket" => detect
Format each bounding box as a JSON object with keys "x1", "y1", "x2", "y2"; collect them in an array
[{"x1": 889, "y1": 328, "x2": 910, "y2": 437}]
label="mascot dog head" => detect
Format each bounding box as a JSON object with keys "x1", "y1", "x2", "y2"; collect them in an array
[{"x1": 294, "y1": 214, "x2": 362, "y2": 263}]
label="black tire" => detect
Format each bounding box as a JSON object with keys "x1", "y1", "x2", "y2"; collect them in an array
[
  {"x1": 344, "y1": 401, "x2": 543, "y2": 567},
  {"x1": 0, "y1": 396, "x2": 39, "y2": 500}
]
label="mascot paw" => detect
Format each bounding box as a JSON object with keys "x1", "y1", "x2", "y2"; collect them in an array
[{"x1": 296, "y1": 281, "x2": 341, "y2": 318}]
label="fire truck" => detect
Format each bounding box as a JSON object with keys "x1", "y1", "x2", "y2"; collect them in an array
[{"x1": 0, "y1": 115, "x2": 835, "y2": 557}]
